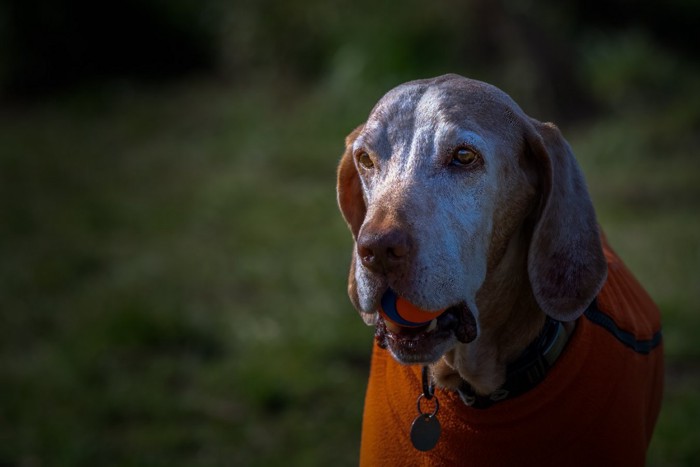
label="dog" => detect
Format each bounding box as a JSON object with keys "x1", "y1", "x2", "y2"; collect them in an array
[{"x1": 336, "y1": 74, "x2": 663, "y2": 466}]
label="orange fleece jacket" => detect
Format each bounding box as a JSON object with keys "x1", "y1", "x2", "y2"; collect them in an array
[{"x1": 360, "y1": 242, "x2": 663, "y2": 467}]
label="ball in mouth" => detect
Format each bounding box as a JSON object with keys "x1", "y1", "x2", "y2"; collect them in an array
[
  {"x1": 379, "y1": 288, "x2": 447, "y2": 328},
  {"x1": 375, "y1": 289, "x2": 478, "y2": 364}
]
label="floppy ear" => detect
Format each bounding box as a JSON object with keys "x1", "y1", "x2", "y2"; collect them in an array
[
  {"x1": 526, "y1": 120, "x2": 607, "y2": 321},
  {"x1": 337, "y1": 125, "x2": 376, "y2": 322},
  {"x1": 336, "y1": 124, "x2": 366, "y2": 238}
]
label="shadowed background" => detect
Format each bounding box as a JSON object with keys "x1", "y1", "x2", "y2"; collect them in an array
[{"x1": 0, "y1": 0, "x2": 698, "y2": 465}]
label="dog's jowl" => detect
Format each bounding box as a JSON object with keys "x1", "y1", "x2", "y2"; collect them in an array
[{"x1": 336, "y1": 74, "x2": 663, "y2": 466}]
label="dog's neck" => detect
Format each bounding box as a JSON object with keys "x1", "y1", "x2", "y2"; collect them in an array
[{"x1": 433, "y1": 224, "x2": 547, "y2": 395}]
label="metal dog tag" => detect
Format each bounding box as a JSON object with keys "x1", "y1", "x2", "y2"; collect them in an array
[
  {"x1": 410, "y1": 366, "x2": 441, "y2": 451},
  {"x1": 410, "y1": 413, "x2": 441, "y2": 451}
]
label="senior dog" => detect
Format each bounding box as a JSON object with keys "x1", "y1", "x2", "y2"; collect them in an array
[{"x1": 336, "y1": 74, "x2": 663, "y2": 466}]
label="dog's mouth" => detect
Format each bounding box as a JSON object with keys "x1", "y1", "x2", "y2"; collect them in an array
[{"x1": 375, "y1": 302, "x2": 477, "y2": 364}]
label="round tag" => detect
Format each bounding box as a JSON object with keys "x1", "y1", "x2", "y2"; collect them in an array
[{"x1": 410, "y1": 414, "x2": 441, "y2": 451}]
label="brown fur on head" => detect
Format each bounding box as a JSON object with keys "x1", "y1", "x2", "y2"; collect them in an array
[{"x1": 336, "y1": 74, "x2": 606, "y2": 394}]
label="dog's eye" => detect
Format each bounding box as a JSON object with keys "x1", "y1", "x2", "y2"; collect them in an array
[
  {"x1": 450, "y1": 147, "x2": 479, "y2": 167},
  {"x1": 357, "y1": 151, "x2": 374, "y2": 169}
]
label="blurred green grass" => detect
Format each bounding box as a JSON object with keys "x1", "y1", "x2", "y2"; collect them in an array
[
  {"x1": 0, "y1": 72, "x2": 698, "y2": 466},
  {"x1": 0, "y1": 80, "x2": 377, "y2": 466}
]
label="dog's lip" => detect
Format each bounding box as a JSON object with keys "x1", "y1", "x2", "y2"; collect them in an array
[{"x1": 375, "y1": 302, "x2": 477, "y2": 356}]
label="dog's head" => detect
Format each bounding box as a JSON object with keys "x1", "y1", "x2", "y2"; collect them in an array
[{"x1": 337, "y1": 74, "x2": 606, "y2": 364}]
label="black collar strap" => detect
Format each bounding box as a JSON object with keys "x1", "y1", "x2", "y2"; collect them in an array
[{"x1": 458, "y1": 314, "x2": 573, "y2": 409}]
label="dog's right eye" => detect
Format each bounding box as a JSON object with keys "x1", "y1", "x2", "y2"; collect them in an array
[
  {"x1": 357, "y1": 151, "x2": 374, "y2": 169},
  {"x1": 450, "y1": 146, "x2": 480, "y2": 168}
]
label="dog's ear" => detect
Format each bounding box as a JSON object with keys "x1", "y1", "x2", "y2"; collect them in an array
[
  {"x1": 337, "y1": 124, "x2": 366, "y2": 238},
  {"x1": 337, "y1": 125, "x2": 375, "y2": 322},
  {"x1": 526, "y1": 120, "x2": 607, "y2": 321}
]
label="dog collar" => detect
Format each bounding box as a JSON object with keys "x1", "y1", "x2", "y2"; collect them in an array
[{"x1": 457, "y1": 313, "x2": 574, "y2": 409}]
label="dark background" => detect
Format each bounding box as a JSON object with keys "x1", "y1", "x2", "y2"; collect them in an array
[{"x1": 1, "y1": 1, "x2": 698, "y2": 465}]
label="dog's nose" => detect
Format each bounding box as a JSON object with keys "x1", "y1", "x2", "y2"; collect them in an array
[{"x1": 357, "y1": 228, "x2": 411, "y2": 274}]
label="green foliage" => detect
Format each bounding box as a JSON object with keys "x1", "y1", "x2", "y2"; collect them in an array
[{"x1": 217, "y1": 0, "x2": 474, "y2": 85}]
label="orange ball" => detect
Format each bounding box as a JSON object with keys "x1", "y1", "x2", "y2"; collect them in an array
[{"x1": 379, "y1": 289, "x2": 446, "y2": 327}]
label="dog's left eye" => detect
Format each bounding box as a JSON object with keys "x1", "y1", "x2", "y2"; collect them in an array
[
  {"x1": 450, "y1": 147, "x2": 480, "y2": 167},
  {"x1": 357, "y1": 151, "x2": 375, "y2": 169}
]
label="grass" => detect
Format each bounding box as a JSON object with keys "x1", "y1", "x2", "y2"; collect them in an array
[{"x1": 0, "y1": 75, "x2": 698, "y2": 466}]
